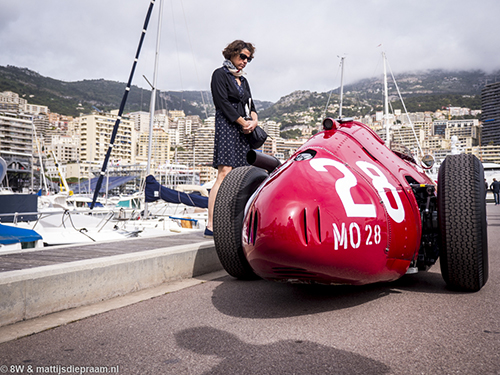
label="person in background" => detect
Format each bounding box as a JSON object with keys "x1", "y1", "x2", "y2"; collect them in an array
[
  {"x1": 491, "y1": 178, "x2": 500, "y2": 205},
  {"x1": 485, "y1": 179, "x2": 489, "y2": 199},
  {"x1": 205, "y1": 40, "x2": 258, "y2": 237}
]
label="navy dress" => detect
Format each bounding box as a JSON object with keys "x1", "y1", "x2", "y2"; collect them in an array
[{"x1": 211, "y1": 67, "x2": 256, "y2": 169}]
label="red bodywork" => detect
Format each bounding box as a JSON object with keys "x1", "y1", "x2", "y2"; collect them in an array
[{"x1": 242, "y1": 120, "x2": 434, "y2": 285}]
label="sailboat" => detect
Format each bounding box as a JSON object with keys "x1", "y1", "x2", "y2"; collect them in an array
[
  {"x1": 0, "y1": 157, "x2": 44, "y2": 252},
  {"x1": 377, "y1": 52, "x2": 436, "y2": 172},
  {"x1": 85, "y1": 0, "x2": 208, "y2": 234}
]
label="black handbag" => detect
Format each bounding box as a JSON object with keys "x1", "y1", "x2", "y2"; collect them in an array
[
  {"x1": 247, "y1": 125, "x2": 268, "y2": 149},
  {"x1": 243, "y1": 98, "x2": 268, "y2": 149}
]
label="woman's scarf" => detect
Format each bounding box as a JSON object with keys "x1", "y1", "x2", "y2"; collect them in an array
[{"x1": 223, "y1": 59, "x2": 246, "y2": 77}]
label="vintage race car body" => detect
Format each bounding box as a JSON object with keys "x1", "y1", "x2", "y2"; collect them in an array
[
  {"x1": 213, "y1": 118, "x2": 488, "y2": 292},
  {"x1": 242, "y1": 119, "x2": 432, "y2": 285}
]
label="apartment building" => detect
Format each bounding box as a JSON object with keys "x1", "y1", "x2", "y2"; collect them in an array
[
  {"x1": 467, "y1": 145, "x2": 500, "y2": 165},
  {"x1": 0, "y1": 111, "x2": 34, "y2": 191},
  {"x1": 25, "y1": 103, "x2": 49, "y2": 115},
  {"x1": 47, "y1": 135, "x2": 80, "y2": 163},
  {"x1": 263, "y1": 120, "x2": 280, "y2": 139},
  {"x1": 433, "y1": 119, "x2": 480, "y2": 148},
  {"x1": 136, "y1": 128, "x2": 171, "y2": 166},
  {"x1": 128, "y1": 111, "x2": 150, "y2": 133},
  {"x1": 0, "y1": 112, "x2": 33, "y2": 156},
  {"x1": 177, "y1": 124, "x2": 215, "y2": 167},
  {"x1": 33, "y1": 114, "x2": 50, "y2": 139},
  {"x1": 78, "y1": 111, "x2": 135, "y2": 163},
  {"x1": 198, "y1": 165, "x2": 217, "y2": 185},
  {"x1": 422, "y1": 136, "x2": 451, "y2": 151},
  {"x1": 481, "y1": 82, "x2": 500, "y2": 146},
  {"x1": 391, "y1": 125, "x2": 426, "y2": 151},
  {"x1": 0, "y1": 91, "x2": 27, "y2": 113}
]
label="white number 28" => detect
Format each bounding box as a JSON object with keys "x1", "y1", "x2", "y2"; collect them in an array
[{"x1": 309, "y1": 158, "x2": 405, "y2": 223}]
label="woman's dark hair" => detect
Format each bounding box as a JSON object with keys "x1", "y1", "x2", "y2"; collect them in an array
[{"x1": 222, "y1": 40, "x2": 255, "y2": 60}]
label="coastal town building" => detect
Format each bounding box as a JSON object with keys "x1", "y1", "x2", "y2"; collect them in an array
[
  {"x1": 481, "y1": 82, "x2": 500, "y2": 146},
  {"x1": 263, "y1": 120, "x2": 280, "y2": 139},
  {"x1": 467, "y1": 145, "x2": 500, "y2": 165},
  {"x1": 47, "y1": 135, "x2": 80, "y2": 164},
  {"x1": 155, "y1": 112, "x2": 169, "y2": 130},
  {"x1": 32, "y1": 114, "x2": 50, "y2": 139},
  {"x1": 128, "y1": 111, "x2": 150, "y2": 133},
  {"x1": 391, "y1": 125, "x2": 426, "y2": 152},
  {"x1": 0, "y1": 111, "x2": 34, "y2": 191},
  {"x1": 77, "y1": 111, "x2": 135, "y2": 164},
  {"x1": 197, "y1": 165, "x2": 217, "y2": 185},
  {"x1": 0, "y1": 86, "x2": 495, "y2": 192},
  {"x1": 0, "y1": 91, "x2": 33, "y2": 113},
  {"x1": 135, "y1": 127, "x2": 171, "y2": 166},
  {"x1": 0, "y1": 91, "x2": 26, "y2": 112},
  {"x1": 25, "y1": 103, "x2": 49, "y2": 115},
  {"x1": 177, "y1": 124, "x2": 215, "y2": 168}
]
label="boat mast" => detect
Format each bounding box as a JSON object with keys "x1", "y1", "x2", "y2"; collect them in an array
[
  {"x1": 338, "y1": 56, "x2": 345, "y2": 119},
  {"x1": 90, "y1": 0, "x2": 156, "y2": 209},
  {"x1": 382, "y1": 52, "x2": 391, "y2": 148},
  {"x1": 144, "y1": 0, "x2": 164, "y2": 219},
  {"x1": 146, "y1": 0, "x2": 163, "y2": 178},
  {"x1": 32, "y1": 123, "x2": 48, "y2": 194}
]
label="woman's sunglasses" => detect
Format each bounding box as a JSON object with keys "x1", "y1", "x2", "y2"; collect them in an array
[{"x1": 239, "y1": 53, "x2": 252, "y2": 62}]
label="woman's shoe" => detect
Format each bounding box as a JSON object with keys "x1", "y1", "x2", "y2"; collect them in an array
[{"x1": 204, "y1": 228, "x2": 213, "y2": 238}]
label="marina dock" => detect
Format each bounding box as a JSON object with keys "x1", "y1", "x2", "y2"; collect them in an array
[{"x1": 0, "y1": 232, "x2": 220, "y2": 328}]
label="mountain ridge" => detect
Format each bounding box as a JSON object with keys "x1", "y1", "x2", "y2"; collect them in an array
[{"x1": 1, "y1": 65, "x2": 498, "y2": 122}]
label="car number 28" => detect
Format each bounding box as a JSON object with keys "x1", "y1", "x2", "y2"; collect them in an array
[{"x1": 310, "y1": 158, "x2": 405, "y2": 223}]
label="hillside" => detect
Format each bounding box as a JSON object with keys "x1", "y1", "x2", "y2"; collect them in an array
[
  {"x1": 0, "y1": 65, "x2": 274, "y2": 118},
  {"x1": 1, "y1": 65, "x2": 498, "y2": 122},
  {"x1": 260, "y1": 69, "x2": 499, "y2": 124}
]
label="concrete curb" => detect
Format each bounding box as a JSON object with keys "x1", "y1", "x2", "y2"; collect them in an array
[
  {"x1": 0, "y1": 270, "x2": 228, "y2": 344},
  {"x1": 0, "y1": 240, "x2": 222, "y2": 328}
]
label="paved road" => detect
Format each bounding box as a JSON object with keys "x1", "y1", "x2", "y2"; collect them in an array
[{"x1": 1, "y1": 206, "x2": 499, "y2": 375}]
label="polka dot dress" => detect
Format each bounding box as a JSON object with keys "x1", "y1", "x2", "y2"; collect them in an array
[{"x1": 212, "y1": 79, "x2": 250, "y2": 169}]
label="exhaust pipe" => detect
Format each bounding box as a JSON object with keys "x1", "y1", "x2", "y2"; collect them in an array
[{"x1": 247, "y1": 150, "x2": 281, "y2": 173}]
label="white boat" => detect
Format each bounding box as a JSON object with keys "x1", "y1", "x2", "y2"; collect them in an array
[{"x1": 0, "y1": 223, "x2": 43, "y2": 253}]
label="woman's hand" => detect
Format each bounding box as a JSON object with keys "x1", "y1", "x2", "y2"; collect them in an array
[{"x1": 242, "y1": 119, "x2": 258, "y2": 134}]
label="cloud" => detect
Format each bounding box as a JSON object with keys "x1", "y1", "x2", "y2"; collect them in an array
[{"x1": 0, "y1": 0, "x2": 498, "y2": 102}]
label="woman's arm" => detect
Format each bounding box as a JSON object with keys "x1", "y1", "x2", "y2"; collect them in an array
[{"x1": 211, "y1": 68, "x2": 241, "y2": 123}]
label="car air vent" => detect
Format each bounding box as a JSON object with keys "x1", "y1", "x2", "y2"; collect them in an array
[
  {"x1": 272, "y1": 267, "x2": 317, "y2": 277},
  {"x1": 294, "y1": 149, "x2": 317, "y2": 161}
]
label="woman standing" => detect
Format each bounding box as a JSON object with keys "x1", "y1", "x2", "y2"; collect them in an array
[{"x1": 205, "y1": 40, "x2": 258, "y2": 237}]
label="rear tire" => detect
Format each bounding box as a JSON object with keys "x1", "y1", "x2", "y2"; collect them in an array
[
  {"x1": 213, "y1": 166, "x2": 268, "y2": 279},
  {"x1": 438, "y1": 154, "x2": 488, "y2": 292}
]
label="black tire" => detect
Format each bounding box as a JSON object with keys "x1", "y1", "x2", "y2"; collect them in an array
[
  {"x1": 213, "y1": 166, "x2": 268, "y2": 279},
  {"x1": 438, "y1": 154, "x2": 488, "y2": 292}
]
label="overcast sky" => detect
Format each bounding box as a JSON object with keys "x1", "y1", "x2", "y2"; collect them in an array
[{"x1": 1, "y1": 0, "x2": 499, "y2": 103}]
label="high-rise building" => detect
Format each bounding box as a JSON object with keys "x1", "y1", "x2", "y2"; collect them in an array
[
  {"x1": 48, "y1": 135, "x2": 80, "y2": 163},
  {"x1": 0, "y1": 112, "x2": 33, "y2": 156},
  {"x1": 263, "y1": 120, "x2": 280, "y2": 139},
  {"x1": 177, "y1": 125, "x2": 215, "y2": 168},
  {"x1": 33, "y1": 114, "x2": 50, "y2": 139},
  {"x1": 0, "y1": 91, "x2": 27, "y2": 112},
  {"x1": 136, "y1": 128, "x2": 171, "y2": 166},
  {"x1": 128, "y1": 111, "x2": 150, "y2": 133},
  {"x1": 481, "y1": 82, "x2": 500, "y2": 146},
  {"x1": 78, "y1": 111, "x2": 135, "y2": 163},
  {"x1": 0, "y1": 111, "x2": 34, "y2": 191}
]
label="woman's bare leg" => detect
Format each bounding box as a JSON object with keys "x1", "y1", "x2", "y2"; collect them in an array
[{"x1": 207, "y1": 165, "x2": 232, "y2": 231}]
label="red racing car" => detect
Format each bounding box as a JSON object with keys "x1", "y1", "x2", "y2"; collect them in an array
[{"x1": 213, "y1": 118, "x2": 488, "y2": 292}]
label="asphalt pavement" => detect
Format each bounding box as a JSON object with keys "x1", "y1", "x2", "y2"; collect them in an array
[{"x1": 1, "y1": 205, "x2": 499, "y2": 375}]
